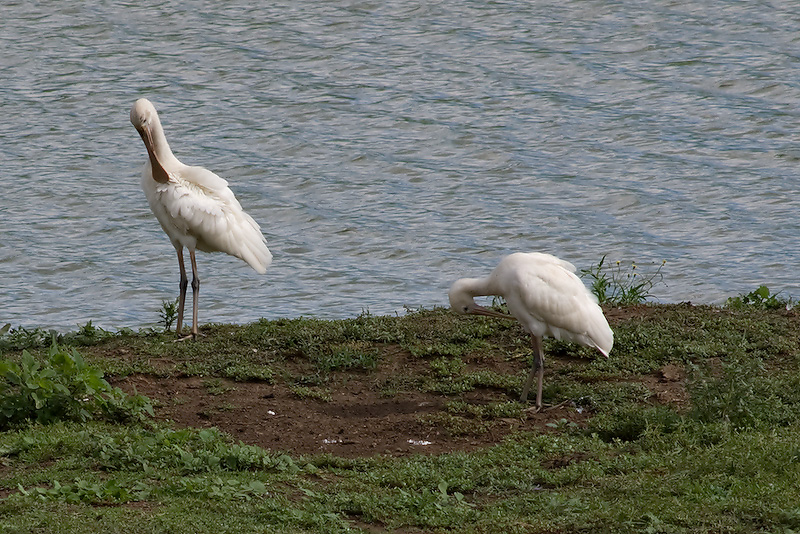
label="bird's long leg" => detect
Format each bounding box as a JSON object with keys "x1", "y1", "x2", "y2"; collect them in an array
[
  {"x1": 520, "y1": 335, "x2": 545, "y2": 411},
  {"x1": 175, "y1": 247, "x2": 188, "y2": 338},
  {"x1": 189, "y1": 249, "x2": 200, "y2": 339}
]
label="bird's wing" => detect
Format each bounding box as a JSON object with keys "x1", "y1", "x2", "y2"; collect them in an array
[
  {"x1": 151, "y1": 166, "x2": 272, "y2": 273},
  {"x1": 505, "y1": 260, "x2": 613, "y2": 354},
  {"x1": 162, "y1": 166, "x2": 241, "y2": 226},
  {"x1": 517, "y1": 252, "x2": 577, "y2": 274},
  {"x1": 180, "y1": 164, "x2": 230, "y2": 191}
]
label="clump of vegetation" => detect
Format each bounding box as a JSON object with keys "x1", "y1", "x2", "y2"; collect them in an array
[
  {"x1": 420, "y1": 412, "x2": 492, "y2": 436},
  {"x1": 445, "y1": 400, "x2": 524, "y2": 420},
  {"x1": 0, "y1": 325, "x2": 60, "y2": 351},
  {"x1": 0, "y1": 343, "x2": 153, "y2": 429},
  {"x1": 588, "y1": 404, "x2": 683, "y2": 441},
  {"x1": 63, "y1": 321, "x2": 116, "y2": 345},
  {"x1": 289, "y1": 385, "x2": 332, "y2": 402},
  {"x1": 725, "y1": 285, "x2": 792, "y2": 310},
  {"x1": 689, "y1": 355, "x2": 797, "y2": 430},
  {"x1": 8, "y1": 425, "x2": 298, "y2": 506},
  {"x1": 202, "y1": 378, "x2": 236, "y2": 396},
  {"x1": 424, "y1": 356, "x2": 519, "y2": 396},
  {"x1": 0, "y1": 321, "x2": 118, "y2": 351},
  {"x1": 580, "y1": 256, "x2": 666, "y2": 305},
  {"x1": 310, "y1": 342, "x2": 380, "y2": 373},
  {"x1": 160, "y1": 298, "x2": 180, "y2": 332}
]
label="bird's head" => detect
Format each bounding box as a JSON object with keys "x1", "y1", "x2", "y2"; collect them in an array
[
  {"x1": 448, "y1": 278, "x2": 509, "y2": 319},
  {"x1": 448, "y1": 279, "x2": 477, "y2": 315},
  {"x1": 130, "y1": 98, "x2": 158, "y2": 134},
  {"x1": 130, "y1": 98, "x2": 169, "y2": 183}
]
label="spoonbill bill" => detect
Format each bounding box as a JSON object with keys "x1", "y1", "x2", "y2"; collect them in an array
[
  {"x1": 130, "y1": 98, "x2": 272, "y2": 339},
  {"x1": 449, "y1": 252, "x2": 613, "y2": 410}
]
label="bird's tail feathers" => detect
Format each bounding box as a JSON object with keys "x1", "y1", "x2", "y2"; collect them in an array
[
  {"x1": 594, "y1": 341, "x2": 611, "y2": 358},
  {"x1": 240, "y1": 243, "x2": 272, "y2": 274},
  {"x1": 230, "y1": 212, "x2": 272, "y2": 274},
  {"x1": 563, "y1": 308, "x2": 613, "y2": 358},
  {"x1": 590, "y1": 324, "x2": 613, "y2": 358}
]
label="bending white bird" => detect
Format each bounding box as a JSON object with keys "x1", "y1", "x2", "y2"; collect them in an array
[
  {"x1": 130, "y1": 98, "x2": 272, "y2": 339},
  {"x1": 449, "y1": 252, "x2": 613, "y2": 410}
]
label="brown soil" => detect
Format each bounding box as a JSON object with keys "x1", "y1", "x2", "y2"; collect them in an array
[{"x1": 113, "y1": 342, "x2": 688, "y2": 459}]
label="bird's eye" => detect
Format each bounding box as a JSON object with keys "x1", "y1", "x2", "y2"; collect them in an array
[{"x1": 462, "y1": 306, "x2": 470, "y2": 313}]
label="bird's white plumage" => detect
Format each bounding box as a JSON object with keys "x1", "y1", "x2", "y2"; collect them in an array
[
  {"x1": 140, "y1": 168, "x2": 271, "y2": 273},
  {"x1": 449, "y1": 252, "x2": 613, "y2": 407},
  {"x1": 485, "y1": 252, "x2": 612, "y2": 355},
  {"x1": 131, "y1": 98, "x2": 271, "y2": 338},
  {"x1": 450, "y1": 253, "x2": 612, "y2": 355},
  {"x1": 132, "y1": 98, "x2": 272, "y2": 274}
]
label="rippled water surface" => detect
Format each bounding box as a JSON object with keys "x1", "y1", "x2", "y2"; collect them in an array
[{"x1": 2, "y1": 1, "x2": 800, "y2": 330}]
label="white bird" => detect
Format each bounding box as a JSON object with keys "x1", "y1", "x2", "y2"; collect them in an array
[
  {"x1": 130, "y1": 98, "x2": 272, "y2": 339},
  {"x1": 449, "y1": 252, "x2": 613, "y2": 410}
]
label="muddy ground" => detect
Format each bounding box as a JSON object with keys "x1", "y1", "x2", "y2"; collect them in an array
[{"x1": 113, "y1": 344, "x2": 688, "y2": 458}]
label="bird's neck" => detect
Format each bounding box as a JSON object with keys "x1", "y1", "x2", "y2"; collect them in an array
[
  {"x1": 458, "y1": 277, "x2": 495, "y2": 298},
  {"x1": 149, "y1": 117, "x2": 181, "y2": 169}
]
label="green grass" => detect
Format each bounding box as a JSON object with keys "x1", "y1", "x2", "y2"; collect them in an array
[
  {"x1": 4, "y1": 421, "x2": 800, "y2": 533},
  {"x1": 3, "y1": 303, "x2": 800, "y2": 532}
]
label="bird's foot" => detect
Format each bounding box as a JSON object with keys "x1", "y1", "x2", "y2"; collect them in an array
[
  {"x1": 542, "y1": 399, "x2": 576, "y2": 412},
  {"x1": 523, "y1": 399, "x2": 575, "y2": 414},
  {"x1": 519, "y1": 394, "x2": 541, "y2": 413},
  {"x1": 172, "y1": 327, "x2": 206, "y2": 342}
]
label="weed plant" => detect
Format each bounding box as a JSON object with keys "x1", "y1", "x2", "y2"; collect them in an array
[
  {"x1": 159, "y1": 298, "x2": 179, "y2": 332},
  {"x1": 0, "y1": 343, "x2": 153, "y2": 429},
  {"x1": 725, "y1": 285, "x2": 792, "y2": 310},
  {"x1": 580, "y1": 255, "x2": 666, "y2": 305},
  {"x1": 0, "y1": 322, "x2": 119, "y2": 352}
]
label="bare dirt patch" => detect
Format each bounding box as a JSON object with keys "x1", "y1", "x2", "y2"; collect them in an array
[
  {"x1": 116, "y1": 372, "x2": 597, "y2": 457},
  {"x1": 113, "y1": 350, "x2": 688, "y2": 458}
]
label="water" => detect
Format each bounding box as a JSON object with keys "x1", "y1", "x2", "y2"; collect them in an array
[{"x1": 2, "y1": 1, "x2": 800, "y2": 331}]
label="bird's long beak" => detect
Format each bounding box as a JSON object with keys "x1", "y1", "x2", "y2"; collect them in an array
[
  {"x1": 137, "y1": 125, "x2": 170, "y2": 184},
  {"x1": 468, "y1": 304, "x2": 512, "y2": 320}
]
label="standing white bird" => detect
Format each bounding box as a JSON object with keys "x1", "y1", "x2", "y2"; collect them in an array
[
  {"x1": 449, "y1": 252, "x2": 613, "y2": 410},
  {"x1": 130, "y1": 98, "x2": 272, "y2": 339}
]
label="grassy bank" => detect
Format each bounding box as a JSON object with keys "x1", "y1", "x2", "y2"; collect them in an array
[{"x1": 2, "y1": 304, "x2": 800, "y2": 533}]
